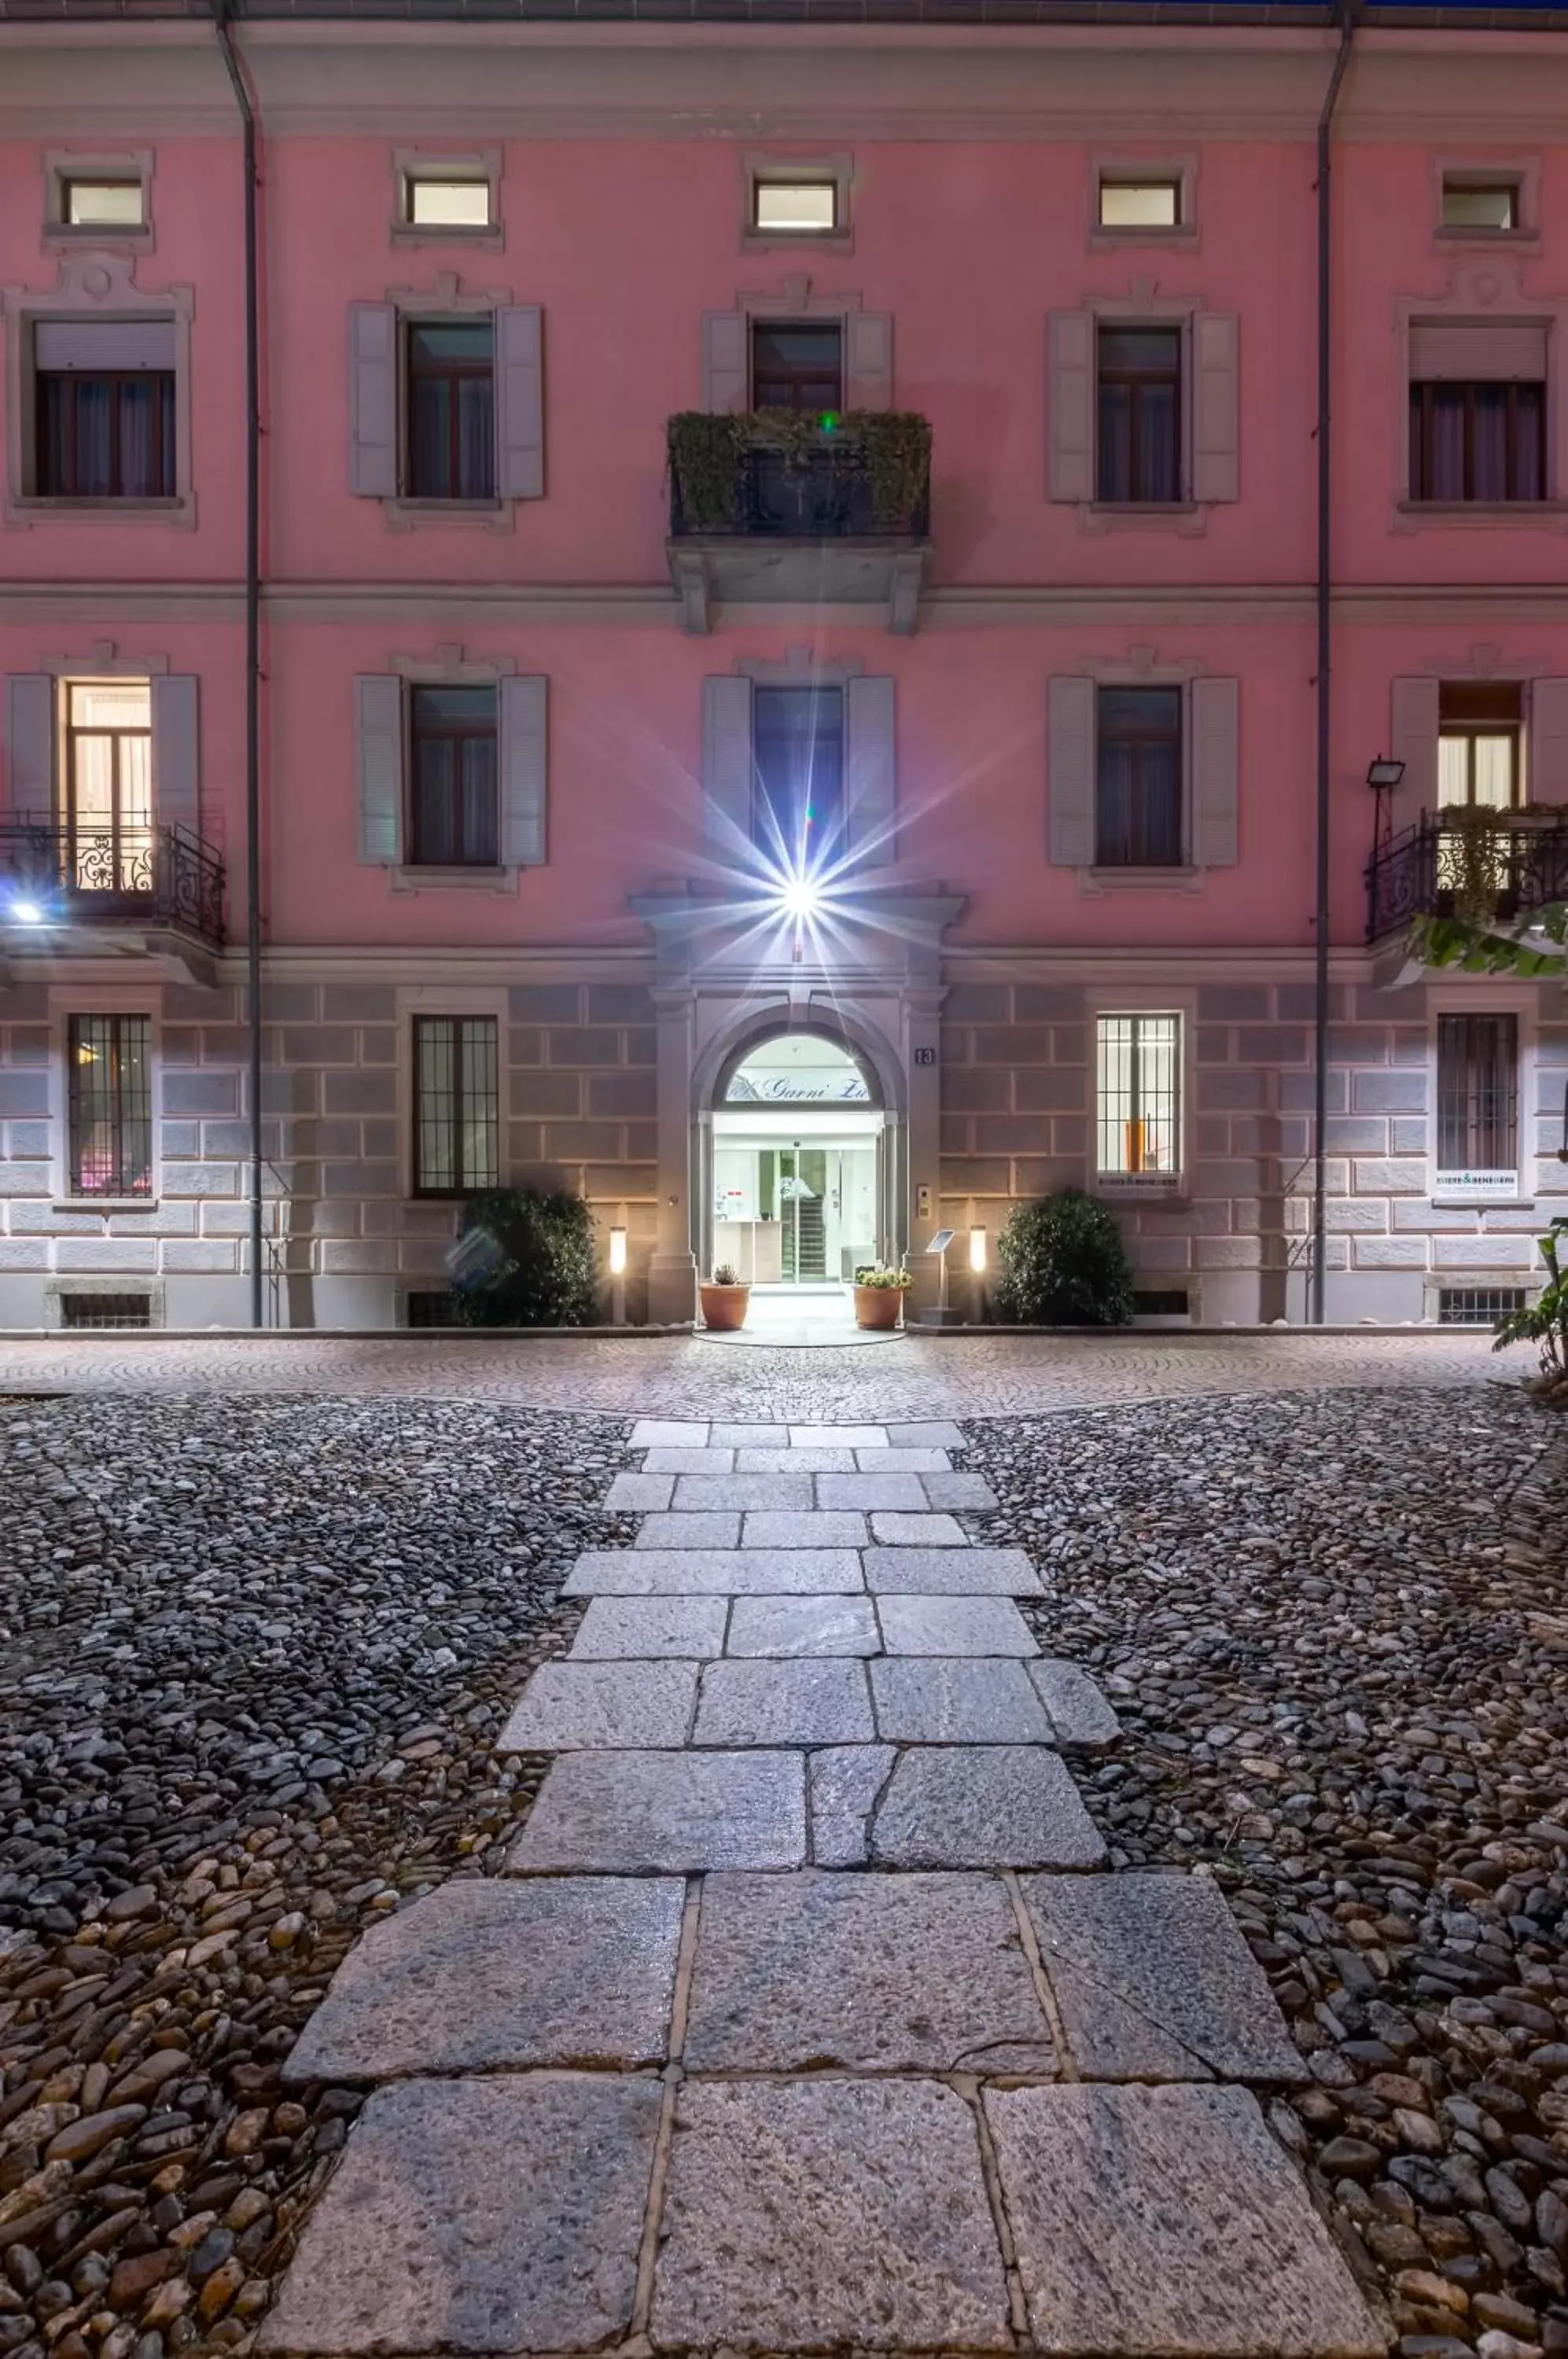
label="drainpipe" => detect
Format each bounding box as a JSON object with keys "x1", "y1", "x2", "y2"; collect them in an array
[
  {"x1": 212, "y1": 0, "x2": 264, "y2": 1327},
  {"x1": 1310, "y1": 0, "x2": 1356, "y2": 1327}
]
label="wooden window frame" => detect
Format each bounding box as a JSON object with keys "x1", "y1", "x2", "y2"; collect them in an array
[
  {"x1": 1095, "y1": 323, "x2": 1183, "y2": 506},
  {"x1": 1096, "y1": 175, "x2": 1183, "y2": 231},
  {"x1": 1408, "y1": 378, "x2": 1547, "y2": 504},
  {"x1": 751, "y1": 682, "x2": 846, "y2": 863},
  {"x1": 36, "y1": 368, "x2": 175, "y2": 502},
  {"x1": 407, "y1": 684, "x2": 501, "y2": 869},
  {"x1": 748, "y1": 318, "x2": 846, "y2": 414},
  {"x1": 1094, "y1": 683, "x2": 1184, "y2": 867},
  {"x1": 403, "y1": 316, "x2": 496, "y2": 503}
]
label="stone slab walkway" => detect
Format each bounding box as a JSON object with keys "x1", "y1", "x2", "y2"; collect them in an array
[{"x1": 258, "y1": 1418, "x2": 1386, "y2": 2359}]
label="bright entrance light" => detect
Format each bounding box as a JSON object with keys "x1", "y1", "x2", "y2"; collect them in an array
[
  {"x1": 969, "y1": 1226, "x2": 988, "y2": 1274},
  {"x1": 776, "y1": 874, "x2": 820, "y2": 924}
]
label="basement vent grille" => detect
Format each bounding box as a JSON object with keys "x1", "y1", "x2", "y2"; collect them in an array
[
  {"x1": 1438, "y1": 1286, "x2": 1526, "y2": 1327},
  {"x1": 1132, "y1": 1288, "x2": 1191, "y2": 1318},
  {"x1": 406, "y1": 1290, "x2": 461, "y2": 1329},
  {"x1": 59, "y1": 1293, "x2": 153, "y2": 1331}
]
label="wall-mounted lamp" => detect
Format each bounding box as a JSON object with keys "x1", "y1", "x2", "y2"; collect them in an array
[
  {"x1": 609, "y1": 1222, "x2": 628, "y2": 1327},
  {"x1": 609, "y1": 1226, "x2": 628, "y2": 1276},
  {"x1": 968, "y1": 1226, "x2": 987, "y2": 1274},
  {"x1": 1366, "y1": 757, "x2": 1405, "y2": 793}
]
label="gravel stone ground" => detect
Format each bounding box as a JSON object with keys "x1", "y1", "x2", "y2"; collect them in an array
[
  {"x1": 966, "y1": 1386, "x2": 1568, "y2": 2359},
  {"x1": 0, "y1": 1397, "x2": 620, "y2": 2359}
]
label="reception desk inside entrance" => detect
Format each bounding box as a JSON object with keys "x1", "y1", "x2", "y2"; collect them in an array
[{"x1": 712, "y1": 1219, "x2": 784, "y2": 1284}]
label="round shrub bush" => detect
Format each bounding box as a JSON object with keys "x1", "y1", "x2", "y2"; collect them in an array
[
  {"x1": 448, "y1": 1187, "x2": 598, "y2": 1328},
  {"x1": 993, "y1": 1189, "x2": 1134, "y2": 1327}
]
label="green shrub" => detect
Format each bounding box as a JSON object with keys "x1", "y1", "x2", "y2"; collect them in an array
[
  {"x1": 1494, "y1": 1215, "x2": 1568, "y2": 1382},
  {"x1": 448, "y1": 1187, "x2": 598, "y2": 1329},
  {"x1": 993, "y1": 1190, "x2": 1134, "y2": 1327}
]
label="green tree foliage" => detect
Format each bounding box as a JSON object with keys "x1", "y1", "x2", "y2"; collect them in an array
[{"x1": 1494, "y1": 1216, "x2": 1568, "y2": 1383}]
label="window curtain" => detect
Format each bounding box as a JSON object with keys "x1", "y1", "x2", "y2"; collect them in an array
[
  {"x1": 1096, "y1": 740, "x2": 1181, "y2": 866},
  {"x1": 413, "y1": 732, "x2": 499, "y2": 865}
]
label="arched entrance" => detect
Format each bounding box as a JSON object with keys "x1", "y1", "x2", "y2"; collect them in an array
[{"x1": 698, "y1": 1019, "x2": 904, "y2": 1308}]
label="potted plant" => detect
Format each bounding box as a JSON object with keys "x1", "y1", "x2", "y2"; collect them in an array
[
  {"x1": 699, "y1": 1262, "x2": 750, "y2": 1332},
  {"x1": 853, "y1": 1264, "x2": 911, "y2": 1331}
]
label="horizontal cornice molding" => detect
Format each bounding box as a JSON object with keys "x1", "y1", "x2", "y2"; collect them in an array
[
  {"x1": 2, "y1": 23, "x2": 1567, "y2": 140},
  {"x1": 7, "y1": 580, "x2": 1568, "y2": 627}
]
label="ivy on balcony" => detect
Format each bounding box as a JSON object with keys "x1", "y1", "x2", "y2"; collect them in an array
[{"x1": 666, "y1": 408, "x2": 932, "y2": 539}]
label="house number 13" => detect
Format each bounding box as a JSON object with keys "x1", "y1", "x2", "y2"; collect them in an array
[{"x1": 914, "y1": 1047, "x2": 937, "y2": 1065}]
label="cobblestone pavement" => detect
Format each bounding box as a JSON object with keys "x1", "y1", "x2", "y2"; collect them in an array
[
  {"x1": 0, "y1": 1327, "x2": 1502, "y2": 1419},
  {"x1": 259, "y1": 1415, "x2": 1385, "y2": 2359}
]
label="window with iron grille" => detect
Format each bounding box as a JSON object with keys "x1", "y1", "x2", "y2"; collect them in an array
[
  {"x1": 1439, "y1": 1285, "x2": 1526, "y2": 1327},
  {"x1": 68, "y1": 1014, "x2": 153, "y2": 1198},
  {"x1": 753, "y1": 685, "x2": 845, "y2": 869},
  {"x1": 412, "y1": 1016, "x2": 499, "y2": 1197},
  {"x1": 1097, "y1": 325, "x2": 1181, "y2": 503},
  {"x1": 406, "y1": 319, "x2": 495, "y2": 500},
  {"x1": 1097, "y1": 1014, "x2": 1182, "y2": 1178},
  {"x1": 409, "y1": 686, "x2": 499, "y2": 867},
  {"x1": 1437, "y1": 1013, "x2": 1518, "y2": 1175},
  {"x1": 1409, "y1": 380, "x2": 1545, "y2": 502},
  {"x1": 1096, "y1": 686, "x2": 1183, "y2": 867},
  {"x1": 59, "y1": 1291, "x2": 152, "y2": 1330},
  {"x1": 405, "y1": 1288, "x2": 461, "y2": 1328}
]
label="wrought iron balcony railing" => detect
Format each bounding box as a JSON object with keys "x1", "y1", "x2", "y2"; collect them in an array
[
  {"x1": 667, "y1": 417, "x2": 932, "y2": 543},
  {"x1": 0, "y1": 817, "x2": 226, "y2": 950},
  {"x1": 1366, "y1": 810, "x2": 1568, "y2": 944}
]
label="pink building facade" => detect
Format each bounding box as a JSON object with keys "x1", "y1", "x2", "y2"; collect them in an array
[{"x1": 1, "y1": 6, "x2": 1566, "y2": 1331}]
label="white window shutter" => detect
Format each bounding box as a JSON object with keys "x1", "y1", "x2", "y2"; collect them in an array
[
  {"x1": 701, "y1": 313, "x2": 749, "y2": 414},
  {"x1": 495, "y1": 306, "x2": 544, "y2": 501},
  {"x1": 1390, "y1": 676, "x2": 1440, "y2": 823},
  {"x1": 151, "y1": 675, "x2": 201, "y2": 838},
  {"x1": 1529, "y1": 677, "x2": 1568, "y2": 806},
  {"x1": 500, "y1": 675, "x2": 548, "y2": 866},
  {"x1": 702, "y1": 675, "x2": 753, "y2": 849},
  {"x1": 845, "y1": 312, "x2": 893, "y2": 412},
  {"x1": 846, "y1": 675, "x2": 896, "y2": 863},
  {"x1": 1047, "y1": 676, "x2": 1095, "y2": 867},
  {"x1": 1191, "y1": 675, "x2": 1240, "y2": 867},
  {"x1": 2, "y1": 675, "x2": 53, "y2": 819},
  {"x1": 348, "y1": 304, "x2": 398, "y2": 499},
  {"x1": 1191, "y1": 311, "x2": 1239, "y2": 504},
  {"x1": 355, "y1": 675, "x2": 403, "y2": 865},
  {"x1": 1046, "y1": 311, "x2": 1095, "y2": 504}
]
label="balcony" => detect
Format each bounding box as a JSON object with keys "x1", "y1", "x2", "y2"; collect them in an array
[
  {"x1": 666, "y1": 410, "x2": 933, "y2": 635},
  {"x1": 0, "y1": 819, "x2": 226, "y2": 958},
  {"x1": 1366, "y1": 809, "x2": 1568, "y2": 944}
]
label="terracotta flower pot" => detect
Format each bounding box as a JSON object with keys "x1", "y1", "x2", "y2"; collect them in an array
[
  {"x1": 854, "y1": 1284, "x2": 904, "y2": 1331},
  {"x1": 700, "y1": 1282, "x2": 750, "y2": 1332}
]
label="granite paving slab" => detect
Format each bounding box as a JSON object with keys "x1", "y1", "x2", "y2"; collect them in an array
[
  {"x1": 509, "y1": 1749, "x2": 806, "y2": 1872},
  {"x1": 870, "y1": 1656, "x2": 1054, "y2": 1744},
  {"x1": 885, "y1": 1421, "x2": 967, "y2": 1448},
  {"x1": 734, "y1": 1445, "x2": 856, "y2": 1472},
  {"x1": 1029, "y1": 1658, "x2": 1123, "y2": 1748},
  {"x1": 808, "y1": 1743, "x2": 896, "y2": 1866},
  {"x1": 870, "y1": 1511, "x2": 969, "y2": 1547},
  {"x1": 258, "y1": 2074, "x2": 661, "y2": 2356},
  {"x1": 632, "y1": 1511, "x2": 742, "y2": 1550},
  {"x1": 725, "y1": 1593, "x2": 881, "y2": 1657},
  {"x1": 565, "y1": 1548, "x2": 863, "y2": 1595},
  {"x1": 282, "y1": 1877, "x2": 684, "y2": 2082},
  {"x1": 862, "y1": 1544, "x2": 1042, "y2": 1595},
  {"x1": 1021, "y1": 1872, "x2": 1308, "y2": 2084},
  {"x1": 694, "y1": 1658, "x2": 874, "y2": 1746},
  {"x1": 671, "y1": 1471, "x2": 815, "y2": 1511},
  {"x1": 856, "y1": 1445, "x2": 951, "y2": 1471},
  {"x1": 496, "y1": 1660, "x2": 698, "y2": 1752},
  {"x1": 870, "y1": 1746, "x2": 1106, "y2": 1868},
  {"x1": 985, "y1": 2082, "x2": 1382, "y2": 2356},
  {"x1": 815, "y1": 1472, "x2": 930, "y2": 1511},
  {"x1": 569, "y1": 1595, "x2": 729, "y2": 1660},
  {"x1": 630, "y1": 1419, "x2": 709, "y2": 1448},
  {"x1": 640, "y1": 1446, "x2": 737, "y2": 1474},
  {"x1": 790, "y1": 1423, "x2": 889, "y2": 1448},
  {"x1": 874, "y1": 1593, "x2": 1039, "y2": 1658},
  {"x1": 602, "y1": 1472, "x2": 675, "y2": 1512},
  {"x1": 709, "y1": 1421, "x2": 790, "y2": 1445},
  {"x1": 683, "y1": 1869, "x2": 1057, "y2": 2074},
  {"x1": 742, "y1": 1508, "x2": 869, "y2": 1550},
  {"x1": 922, "y1": 1470, "x2": 1001, "y2": 1511},
  {"x1": 650, "y1": 2077, "x2": 1012, "y2": 2353}
]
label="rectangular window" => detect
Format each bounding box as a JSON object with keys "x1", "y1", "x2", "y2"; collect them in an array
[
  {"x1": 61, "y1": 177, "x2": 145, "y2": 228},
  {"x1": 1099, "y1": 178, "x2": 1180, "y2": 230},
  {"x1": 1437, "y1": 1013, "x2": 1518, "y2": 1178},
  {"x1": 1097, "y1": 1014, "x2": 1182, "y2": 1180},
  {"x1": 1409, "y1": 380, "x2": 1544, "y2": 502},
  {"x1": 64, "y1": 679, "x2": 153, "y2": 890},
  {"x1": 1437, "y1": 683, "x2": 1522, "y2": 811},
  {"x1": 68, "y1": 1014, "x2": 153, "y2": 1199},
  {"x1": 35, "y1": 320, "x2": 175, "y2": 499},
  {"x1": 753, "y1": 182, "x2": 838, "y2": 234},
  {"x1": 406, "y1": 177, "x2": 491, "y2": 228},
  {"x1": 409, "y1": 685, "x2": 499, "y2": 867},
  {"x1": 412, "y1": 1016, "x2": 500, "y2": 1197},
  {"x1": 1095, "y1": 686, "x2": 1183, "y2": 867},
  {"x1": 1096, "y1": 324, "x2": 1181, "y2": 502},
  {"x1": 406, "y1": 318, "x2": 495, "y2": 500},
  {"x1": 752, "y1": 685, "x2": 844, "y2": 868},
  {"x1": 749, "y1": 321, "x2": 844, "y2": 414},
  {"x1": 1441, "y1": 180, "x2": 1518, "y2": 231}
]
